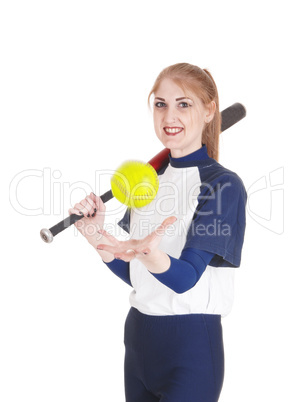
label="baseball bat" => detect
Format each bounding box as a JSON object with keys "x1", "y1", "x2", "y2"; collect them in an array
[{"x1": 40, "y1": 102, "x2": 246, "y2": 243}]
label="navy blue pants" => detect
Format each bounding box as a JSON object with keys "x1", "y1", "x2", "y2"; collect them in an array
[{"x1": 124, "y1": 307, "x2": 224, "y2": 402}]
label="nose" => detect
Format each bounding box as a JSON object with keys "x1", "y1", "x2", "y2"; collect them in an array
[{"x1": 164, "y1": 106, "x2": 177, "y2": 124}]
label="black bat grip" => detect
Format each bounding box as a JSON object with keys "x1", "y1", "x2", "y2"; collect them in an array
[{"x1": 40, "y1": 190, "x2": 113, "y2": 243}]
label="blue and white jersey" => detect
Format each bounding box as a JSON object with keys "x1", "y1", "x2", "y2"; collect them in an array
[{"x1": 118, "y1": 145, "x2": 247, "y2": 317}]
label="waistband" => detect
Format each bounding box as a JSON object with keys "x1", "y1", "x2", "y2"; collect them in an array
[{"x1": 128, "y1": 307, "x2": 221, "y2": 324}]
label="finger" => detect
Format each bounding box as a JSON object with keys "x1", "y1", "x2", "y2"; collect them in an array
[
  {"x1": 129, "y1": 245, "x2": 151, "y2": 256},
  {"x1": 68, "y1": 207, "x2": 84, "y2": 216},
  {"x1": 114, "y1": 250, "x2": 137, "y2": 262},
  {"x1": 142, "y1": 216, "x2": 176, "y2": 245},
  {"x1": 98, "y1": 229, "x2": 120, "y2": 246},
  {"x1": 80, "y1": 199, "x2": 94, "y2": 217},
  {"x1": 96, "y1": 243, "x2": 120, "y2": 255},
  {"x1": 85, "y1": 196, "x2": 96, "y2": 216},
  {"x1": 90, "y1": 193, "x2": 106, "y2": 213},
  {"x1": 85, "y1": 195, "x2": 94, "y2": 208},
  {"x1": 70, "y1": 204, "x2": 86, "y2": 215}
]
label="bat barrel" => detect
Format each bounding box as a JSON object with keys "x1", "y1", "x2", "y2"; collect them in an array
[
  {"x1": 148, "y1": 148, "x2": 170, "y2": 172},
  {"x1": 220, "y1": 103, "x2": 246, "y2": 132}
]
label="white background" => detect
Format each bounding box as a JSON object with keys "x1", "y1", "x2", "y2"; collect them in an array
[{"x1": 1, "y1": 0, "x2": 291, "y2": 401}]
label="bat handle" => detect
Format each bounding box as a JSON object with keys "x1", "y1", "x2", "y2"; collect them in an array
[{"x1": 40, "y1": 189, "x2": 113, "y2": 243}]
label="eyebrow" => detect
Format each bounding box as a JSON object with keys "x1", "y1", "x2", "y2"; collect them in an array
[{"x1": 155, "y1": 97, "x2": 193, "y2": 101}]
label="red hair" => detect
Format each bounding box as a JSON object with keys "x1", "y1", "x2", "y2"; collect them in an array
[{"x1": 148, "y1": 63, "x2": 221, "y2": 161}]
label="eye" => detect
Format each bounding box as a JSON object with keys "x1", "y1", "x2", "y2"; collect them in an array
[
  {"x1": 154, "y1": 102, "x2": 166, "y2": 108},
  {"x1": 178, "y1": 102, "x2": 191, "y2": 108}
]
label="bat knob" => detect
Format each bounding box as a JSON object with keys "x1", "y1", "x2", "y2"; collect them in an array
[{"x1": 40, "y1": 228, "x2": 54, "y2": 243}]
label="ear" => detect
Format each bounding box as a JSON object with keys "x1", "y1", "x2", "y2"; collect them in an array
[{"x1": 204, "y1": 101, "x2": 216, "y2": 123}]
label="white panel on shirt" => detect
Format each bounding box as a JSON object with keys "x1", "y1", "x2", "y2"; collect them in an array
[{"x1": 128, "y1": 164, "x2": 234, "y2": 317}]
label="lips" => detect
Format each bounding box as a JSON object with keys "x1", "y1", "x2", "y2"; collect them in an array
[{"x1": 164, "y1": 127, "x2": 184, "y2": 136}]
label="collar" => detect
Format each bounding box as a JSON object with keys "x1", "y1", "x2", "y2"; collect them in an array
[{"x1": 169, "y1": 144, "x2": 213, "y2": 168}]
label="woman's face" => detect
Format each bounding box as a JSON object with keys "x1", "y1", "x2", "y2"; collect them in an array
[{"x1": 153, "y1": 78, "x2": 214, "y2": 158}]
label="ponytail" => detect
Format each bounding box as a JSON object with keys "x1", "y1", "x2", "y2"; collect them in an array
[{"x1": 201, "y1": 69, "x2": 221, "y2": 161}]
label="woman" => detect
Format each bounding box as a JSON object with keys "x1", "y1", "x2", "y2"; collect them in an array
[{"x1": 69, "y1": 63, "x2": 247, "y2": 402}]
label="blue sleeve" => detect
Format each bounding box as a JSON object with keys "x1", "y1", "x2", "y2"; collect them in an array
[
  {"x1": 150, "y1": 248, "x2": 214, "y2": 294},
  {"x1": 185, "y1": 173, "x2": 247, "y2": 267},
  {"x1": 103, "y1": 259, "x2": 132, "y2": 287}
]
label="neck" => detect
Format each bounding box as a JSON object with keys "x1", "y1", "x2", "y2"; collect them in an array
[{"x1": 170, "y1": 144, "x2": 202, "y2": 158}]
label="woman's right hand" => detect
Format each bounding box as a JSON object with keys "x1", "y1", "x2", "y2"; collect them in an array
[{"x1": 68, "y1": 192, "x2": 106, "y2": 245}]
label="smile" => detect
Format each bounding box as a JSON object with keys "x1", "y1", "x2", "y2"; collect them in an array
[{"x1": 164, "y1": 127, "x2": 184, "y2": 135}]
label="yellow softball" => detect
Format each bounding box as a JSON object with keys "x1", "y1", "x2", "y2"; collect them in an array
[{"x1": 111, "y1": 160, "x2": 159, "y2": 208}]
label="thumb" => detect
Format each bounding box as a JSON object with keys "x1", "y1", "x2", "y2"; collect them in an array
[
  {"x1": 161, "y1": 216, "x2": 177, "y2": 227},
  {"x1": 155, "y1": 216, "x2": 177, "y2": 236}
]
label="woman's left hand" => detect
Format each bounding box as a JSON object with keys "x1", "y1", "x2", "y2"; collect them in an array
[{"x1": 97, "y1": 216, "x2": 177, "y2": 262}]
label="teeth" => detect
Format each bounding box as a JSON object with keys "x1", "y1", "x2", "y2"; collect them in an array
[{"x1": 165, "y1": 127, "x2": 182, "y2": 133}]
